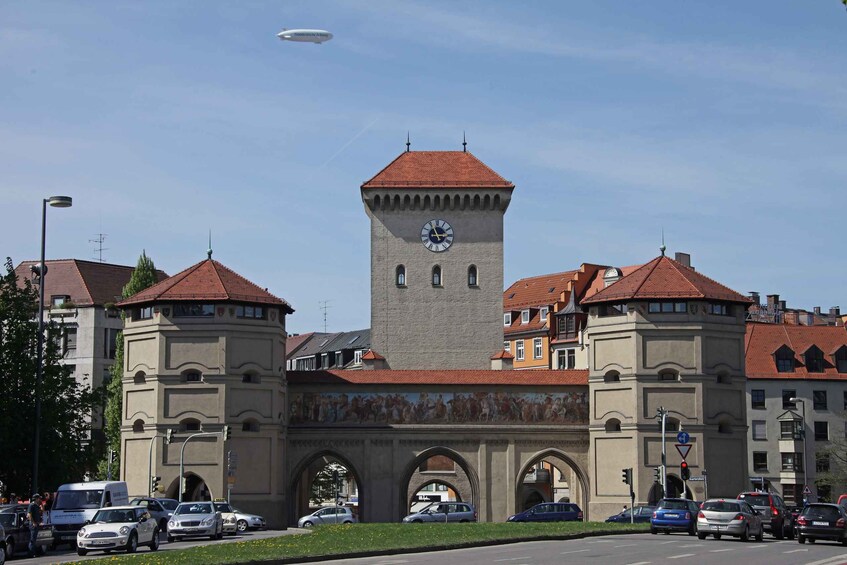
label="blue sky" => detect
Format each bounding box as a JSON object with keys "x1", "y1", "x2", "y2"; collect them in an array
[{"x1": 2, "y1": 1, "x2": 846, "y2": 334}]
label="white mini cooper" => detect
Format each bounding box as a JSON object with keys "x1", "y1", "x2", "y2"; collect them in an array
[{"x1": 76, "y1": 506, "x2": 159, "y2": 556}]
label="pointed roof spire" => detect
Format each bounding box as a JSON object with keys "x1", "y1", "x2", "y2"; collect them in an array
[
  {"x1": 207, "y1": 230, "x2": 213, "y2": 259},
  {"x1": 462, "y1": 131, "x2": 467, "y2": 152},
  {"x1": 406, "y1": 131, "x2": 410, "y2": 152},
  {"x1": 659, "y1": 228, "x2": 666, "y2": 256}
]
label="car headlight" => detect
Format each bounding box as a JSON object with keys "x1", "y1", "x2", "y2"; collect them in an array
[
  {"x1": 78, "y1": 527, "x2": 87, "y2": 537},
  {"x1": 119, "y1": 526, "x2": 130, "y2": 535},
  {"x1": 226, "y1": 516, "x2": 236, "y2": 523},
  {"x1": 168, "y1": 520, "x2": 176, "y2": 527},
  {"x1": 201, "y1": 517, "x2": 214, "y2": 526}
]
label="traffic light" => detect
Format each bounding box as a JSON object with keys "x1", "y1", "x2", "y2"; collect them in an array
[
  {"x1": 151, "y1": 475, "x2": 161, "y2": 493},
  {"x1": 621, "y1": 468, "x2": 632, "y2": 485},
  {"x1": 110, "y1": 449, "x2": 118, "y2": 463},
  {"x1": 166, "y1": 428, "x2": 175, "y2": 444},
  {"x1": 653, "y1": 467, "x2": 661, "y2": 483},
  {"x1": 223, "y1": 425, "x2": 232, "y2": 441},
  {"x1": 680, "y1": 461, "x2": 690, "y2": 481}
]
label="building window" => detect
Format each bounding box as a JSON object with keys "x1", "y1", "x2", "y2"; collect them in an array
[
  {"x1": 752, "y1": 420, "x2": 767, "y2": 440},
  {"x1": 539, "y1": 307, "x2": 548, "y2": 324},
  {"x1": 503, "y1": 341, "x2": 510, "y2": 352},
  {"x1": 716, "y1": 372, "x2": 731, "y2": 384},
  {"x1": 659, "y1": 370, "x2": 679, "y2": 382},
  {"x1": 521, "y1": 310, "x2": 530, "y2": 324},
  {"x1": 533, "y1": 338, "x2": 543, "y2": 360},
  {"x1": 51, "y1": 295, "x2": 71, "y2": 307},
  {"x1": 567, "y1": 349, "x2": 575, "y2": 369},
  {"x1": 242, "y1": 374, "x2": 260, "y2": 384},
  {"x1": 604, "y1": 371, "x2": 620, "y2": 383},
  {"x1": 835, "y1": 347, "x2": 847, "y2": 373},
  {"x1": 558, "y1": 315, "x2": 577, "y2": 339},
  {"x1": 648, "y1": 301, "x2": 687, "y2": 313},
  {"x1": 605, "y1": 418, "x2": 621, "y2": 432},
  {"x1": 104, "y1": 328, "x2": 118, "y2": 359},
  {"x1": 396, "y1": 265, "x2": 406, "y2": 287},
  {"x1": 516, "y1": 340, "x2": 525, "y2": 361},
  {"x1": 753, "y1": 452, "x2": 768, "y2": 472},
  {"x1": 504, "y1": 313, "x2": 511, "y2": 326},
  {"x1": 181, "y1": 419, "x2": 201, "y2": 432},
  {"x1": 133, "y1": 306, "x2": 153, "y2": 320},
  {"x1": 782, "y1": 390, "x2": 796, "y2": 409},
  {"x1": 335, "y1": 351, "x2": 344, "y2": 367},
  {"x1": 185, "y1": 371, "x2": 202, "y2": 383},
  {"x1": 320, "y1": 353, "x2": 328, "y2": 369},
  {"x1": 776, "y1": 346, "x2": 795, "y2": 373},
  {"x1": 62, "y1": 327, "x2": 78, "y2": 357},
  {"x1": 598, "y1": 303, "x2": 628, "y2": 317},
  {"x1": 467, "y1": 265, "x2": 478, "y2": 287},
  {"x1": 815, "y1": 421, "x2": 829, "y2": 441},
  {"x1": 708, "y1": 303, "x2": 729, "y2": 315},
  {"x1": 242, "y1": 420, "x2": 260, "y2": 432},
  {"x1": 354, "y1": 350, "x2": 363, "y2": 364},
  {"x1": 557, "y1": 351, "x2": 568, "y2": 369},
  {"x1": 132, "y1": 419, "x2": 145, "y2": 433},
  {"x1": 665, "y1": 418, "x2": 680, "y2": 432},
  {"x1": 751, "y1": 389, "x2": 765, "y2": 409},
  {"x1": 781, "y1": 452, "x2": 803, "y2": 472},
  {"x1": 780, "y1": 420, "x2": 801, "y2": 440},
  {"x1": 173, "y1": 304, "x2": 214, "y2": 317},
  {"x1": 432, "y1": 265, "x2": 442, "y2": 287},
  {"x1": 816, "y1": 454, "x2": 830, "y2": 473},
  {"x1": 236, "y1": 305, "x2": 265, "y2": 319},
  {"x1": 805, "y1": 347, "x2": 825, "y2": 373},
  {"x1": 813, "y1": 390, "x2": 827, "y2": 410}
]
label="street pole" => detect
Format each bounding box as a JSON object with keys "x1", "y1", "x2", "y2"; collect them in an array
[
  {"x1": 657, "y1": 406, "x2": 668, "y2": 497},
  {"x1": 179, "y1": 431, "x2": 224, "y2": 502},
  {"x1": 703, "y1": 469, "x2": 708, "y2": 500},
  {"x1": 107, "y1": 447, "x2": 113, "y2": 481}
]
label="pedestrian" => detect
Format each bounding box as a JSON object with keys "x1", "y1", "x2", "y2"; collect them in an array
[
  {"x1": 622, "y1": 504, "x2": 628, "y2": 513},
  {"x1": 42, "y1": 491, "x2": 53, "y2": 523},
  {"x1": 27, "y1": 493, "x2": 43, "y2": 557}
]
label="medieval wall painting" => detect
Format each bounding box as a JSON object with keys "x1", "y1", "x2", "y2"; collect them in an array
[{"x1": 289, "y1": 391, "x2": 588, "y2": 426}]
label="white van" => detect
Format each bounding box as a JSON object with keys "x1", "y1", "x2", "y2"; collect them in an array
[{"x1": 50, "y1": 481, "x2": 129, "y2": 547}]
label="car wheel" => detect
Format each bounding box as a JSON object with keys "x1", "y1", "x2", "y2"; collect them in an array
[
  {"x1": 756, "y1": 529, "x2": 763, "y2": 542},
  {"x1": 786, "y1": 524, "x2": 795, "y2": 540},
  {"x1": 302, "y1": 521, "x2": 314, "y2": 528},
  {"x1": 808, "y1": 537, "x2": 815, "y2": 544},
  {"x1": 126, "y1": 531, "x2": 138, "y2": 553},
  {"x1": 697, "y1": 533, "x2": 707, "y2": 540},
  {"x1": 714, "y1": 534, "x2": 722, "y2": 540},
  {"x1": 798, "y1": 535, "x2": 805, "y2": 544},
  {"x1": 237, "y1": 520, "x2": 248, "y2": 533},
  {"x1": 5, "y1": 540, "x2": 13, "y2": 560},
  {"x1": 343, "y1": 520, "x2": 353, "y2": 524},
  {"x1": 688, "y1": 527, "x2": 696, "y2": 537},
  {"x1": 459, "y1": 519, "x2": 469, "y2": 523},
  {"x1": 774, "y1": 522, "x2": 784, "y2": 540},
  {"x1": 77, "y1": 548, "x2": 87, "y2": 556},
  {"x1": 650, "y1": 526, "x2": 657, "y2": 535},
  {"x1": 840, "y1": 536, "x2": 847, "y2": 546},
  {"x1": 149, "y1": 528, "x2": 160, "y2": 551},
  {"x1": 740, "y1": 526, "x2": 749, "y2": 542}
]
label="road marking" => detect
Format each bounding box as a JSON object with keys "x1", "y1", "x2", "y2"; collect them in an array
[
  {"x1": 784, "y1": 549, "x2": 808, "y2": 554},
  {"x1": 710, "y1": 548, "x2": 735, "y2": 552},
  {"x1": 560, "y1": 549, "x2": 590, "y2": 555},
  {"x1": 585, "y1": 539, "x2": 614, "y2": 543},
  {"x1": 625, "y1": 562, "x2": 652, "y2": 565},
  {"x1": 494, "y1": 559, "x2": 530, "y2": 562},
  {"x1": 613, "y1": 543, "x2": 639, "y2": 548},
  {"x1": 668, "y1": 554, "x2": 696, "y2": 560},
  {"x1": 804, "y1": 556, "x2": 847, "y2": 565},
  {"x1": 679, "y1": 544, "x2": 704, "y2": 548},
  {"x1": 660, "y1": 540, "x2": 676, "y2": 544}
]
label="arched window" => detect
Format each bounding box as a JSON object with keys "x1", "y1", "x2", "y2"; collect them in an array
[
  {"x1": 395, "y1": 265, "x2": 406, "y2": 287},
  {"x1": 180, "y1": 418, "x2": 201, "y2": 432},
  {"x1": 242, "y1": 373, "x2": 260, "y2": 384},
  {"x1": 665, "y1": 417, "x2": 680, "y2": 432},
  {"x1": 659, "y1": 370, "x2": 679, "y2": 382},
  {"x1": 432, "y1": 265, "x2": 442, "y2": 287},
  {"x1": 242, "y1": 419, "x2": 260, "y2": 432},
  {"x1": 183, "y1": 371, "x2": 202, "y2": 383},
  {"x1": 132, "y1": 419, "x2": 145, "y2": 433},
  {"x1": 133, "y1": 371, "x2": 146, "y2": 385},
  {"x1": 718, "y1": 420, "x2": 732, "y2": 434},
  {"x1": 468, "y1": 265, "x2": 478, "y2": 287},
  {"x1": 604, "y1": 371, "x2": 621, "y2": 383},
  {"x1": 605, "y1": 418, "x2": 621, "y2": 432},
  {"x1": 716, "y1": 371, "x2": 731, "y2": 384}
]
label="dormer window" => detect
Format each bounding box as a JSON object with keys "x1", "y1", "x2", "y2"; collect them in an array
[
  {"x1": 775, "y1": 345, "x2": 795, "y2": 373},
  {"x1": 51, "y1": 295, "x2": 71, "y2": 307},
  {"x1": 805, "y1": 346, "x2": 824, "y2": 373},
  {"x1": 539, "y1": 307, "x2": 548, "y2": 324},
  {"x1": 834, "y1": 346, "x2": 847, "y2": 373},
  {"x1": 521, "y1": 310, "x2": 530, "y2": 324},
  {"x1": 504, "y1": 313, "x2": 511, "y2": 326}
]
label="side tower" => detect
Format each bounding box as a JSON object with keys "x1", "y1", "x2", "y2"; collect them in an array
[
  {"x1": 361, "y1": 150, "x2": 514, "y2": 370},
  {"x1": 117, "y1": 257, "x2": 294, "y2": 527},
  {"x1": 581, "y1": 253, "x2": 752, "y2": 518}
]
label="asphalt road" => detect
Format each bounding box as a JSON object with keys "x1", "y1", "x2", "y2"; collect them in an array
[
  {"x1": 21, "y1": 528, "x2": 306, "y2": 564},
  {"x1": 321, "y1": 533, "x2": 847, "y2": 565}
]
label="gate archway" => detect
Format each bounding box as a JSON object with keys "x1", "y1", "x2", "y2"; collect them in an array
[
  {"x1": 289, "y1": 449, "x2": 364, "y2": 526},
  {"x1": 400, "y1": 447, "x2": 479, "y2": 520},
  {"x1": 165, "y1": 472, "x2": 211, "y2": 502},
  {"x1": 515, "y1": 449, "x2": 589, "y2": 515}
]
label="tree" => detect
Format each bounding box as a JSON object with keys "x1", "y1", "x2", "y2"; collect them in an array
[
  {"x1": 98, "y1": 250, "x2": 158, "y2": 479},
  {"x1": 0, "y1": 257, "x2": 98, "y2": 495},
  {"x1": 310, "y1": 463, "x2": 349, "y2": 505}
]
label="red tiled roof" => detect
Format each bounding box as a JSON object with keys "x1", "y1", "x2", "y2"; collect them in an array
[
  {"x1": 287, "y1": 369, "x2": 588, "y2": 386},
  {"x1": 581, "y1": 255, "x2": 752, "y2": 305},
  {"x1": 581, "y1": 264, "x2": 643, "y2": 302},
  {"x1": 504, "y1": 270, "x2": 579, "y2": 311},
  {"x1": 118, "y1": 258, "x2": 294, "y2": 312},
  {"x1": 362, "y1": 151, "x2": 514, "y2": 188},
  {"x1": 362, "y1": 349, "x2": 385, "y2": 360},
  {"x1": 15, "y1": 259, "x2": 168, "y2": 308},
  {"x1": 746, "y1": 322, "x2": 847, "y2": 380},
  {"x1": 490, "y1": 350, "x2": 514, "y2": 360}
]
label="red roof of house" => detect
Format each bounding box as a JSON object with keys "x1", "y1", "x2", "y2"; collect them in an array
[
  {"x1": 746, "y1": 322, "x2": 847, "y2": 380},
  {"x1": 581, "y1": 255, "x2": 752, "y2": 305},
  {"x1": 15, "y1": 259, "x2": 168, "y2": 308},
  {"x1": 504, "y1": 270, "x2": 579, "y2": 311},
  {"x1": 490, "y1": 350, "x2": 515, "y2": 360},
  {"x1": 118, "y1": 258, "x2": 294, "y2": 312},
  {"x1": 287, "y1": 369, "x2": 588, "y2": 386},
  {"x1": 362, "y1": 151, "x2": 514, "y2": 188},
  {"x1": 286, "y1": 333, "x2": 315, "y2": 358},
  {"x1": 362, "y1": 349, "x2": 385, "y2": 360}
]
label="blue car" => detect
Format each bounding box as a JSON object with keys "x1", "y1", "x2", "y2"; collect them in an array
[
  {"x1": 606, "y1": 505, "x2": 655, "y2": 524},
  {"x1": 651, "y1": 498, "x2": 700, "y2": 535},
  {"x1": 507, "y1": 502, "x2": 583, "y2": 522}
]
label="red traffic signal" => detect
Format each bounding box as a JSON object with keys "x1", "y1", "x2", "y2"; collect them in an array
[{"x1": 680, "y1": 461, "x2": 690, "y2": 481}]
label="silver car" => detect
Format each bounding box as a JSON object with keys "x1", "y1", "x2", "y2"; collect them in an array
[
  {"x1": 129, "y1": 498, "x2": 177, "y2": 532},
  {"x1": 297, "y1": 507, "x2": 358, "y2": 528},
  {"x1": 230, "y1": 507, "x2": 267, "y2": 532},
  {"x1": 166, "y1": 502, "x2": 223, "y2": 542},
  {"x1": 402, "y1": 502, "x2": 477, "y2": 523},
  {"x1": 697, "y1": 499, "x2": 764, "y2": 541}
]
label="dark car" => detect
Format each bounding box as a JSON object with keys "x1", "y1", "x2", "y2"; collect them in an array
[
  {"x1": 0, "y1": 505, "x2": 51, "y2": 559},
  {"x1": 507, "y1": 502, "x2": 583, "y2": 522},
  {"x1": 796, "y1": 503, "x2": 847, "y2": 545},
  {"x1": 606, "y1": 505, "x2": 656, "y2": 524},
  {"x1": 651, "y1": 498, "x2": 699, "y2": 535},
  {"x1": 737, "y1": 491, "x2": 793, "y2": 539}
]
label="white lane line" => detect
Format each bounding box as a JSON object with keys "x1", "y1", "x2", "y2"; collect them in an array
[
  {"x1": 614, "y1": 543, "x2": 640, "y2": 548},
  {"x1": 784, "y1": 548, "x2": 809, "y2": 554},
  {"x1": 679, "y1": 544, "x2": 704, "y2": 548},
  {"x1": 668, "y1": 554, "x2": 696, "y2": 560},
  {"x1": 804, "y1": 555, "x2": 847, "y2": 565},
  {"x1": 625, "y1": 562, "x2": 652, "y2": 565},
  {"x1": 585, "y1": 539, "x2": 615, "y2": 543},
  {"x1": 560, "y1": 549, "x2": 590, "y2": 555},
  {"x1": 710, "y1": 548, "x2": 735, "y2": 552},
  {"x1": 494, "y1": 559, "x2": 531, "y2": 562},
  {"x1": 660, "y1": 540, "x2": 676, "y2": 544}
]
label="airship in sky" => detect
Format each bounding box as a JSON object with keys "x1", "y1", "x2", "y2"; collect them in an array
[{"x1": 277, "y1": 28, "x2": 333, "y2": 44}]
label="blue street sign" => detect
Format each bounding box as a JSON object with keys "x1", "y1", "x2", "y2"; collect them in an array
[{"x1": 677, "y1": 431, "x2": 690, "y2": 444}]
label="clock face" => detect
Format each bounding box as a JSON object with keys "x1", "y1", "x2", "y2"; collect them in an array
[{"x1": 421, "y1": 219, "x2": 454, "y2": 252}]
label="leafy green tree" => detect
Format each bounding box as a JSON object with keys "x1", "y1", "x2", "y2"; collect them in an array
[
  {"x1": 97, "y1": 250, "x2": 158, "y2": 479},
  {"x1": 310, "y1": 464, "x2": 349, "y2": 504},
  {"x1": 0, "y1": 257, "x2": 98, "y2": 495}
]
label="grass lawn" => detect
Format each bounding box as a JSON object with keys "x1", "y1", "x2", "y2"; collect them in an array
[{"x1": 84, "y1": 521, "x2": 648, "y2": 564}]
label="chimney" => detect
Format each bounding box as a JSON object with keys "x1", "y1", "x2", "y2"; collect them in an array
[
  {"x1": 779, "y1": 300, "x2": 786, "y2": 311},
  {"x1": 814, "y1": 306, "x2": 821, "y2": 316},
  {"x1": 830, "y1": 306, "x2": 841, "y2": 317},
  {"x1": 674, "y1": 252, "x2": 691, "y2": 268},
  {"x1": 767, "y1": 294, "x2": 779, "y2": 309},
  {"x1": 749, "y1": 291, "x2": 760, "y2": 305}
]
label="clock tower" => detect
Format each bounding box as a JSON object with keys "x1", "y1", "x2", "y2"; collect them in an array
[{"x1": 361, "y1": 149, "x2": 514, "y2": 370}]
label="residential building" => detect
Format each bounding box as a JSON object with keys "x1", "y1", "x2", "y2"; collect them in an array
[
  {"x1": 286, "y1": 329, "x2": 371, "y2": 371},
  {"x1": 747, "y1": 292, "x2": 842, "y2": 327}
]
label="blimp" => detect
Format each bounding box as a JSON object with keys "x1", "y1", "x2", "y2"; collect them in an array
[{"x1": 277, "y1": 28, "x2": 333, "y2": 44}]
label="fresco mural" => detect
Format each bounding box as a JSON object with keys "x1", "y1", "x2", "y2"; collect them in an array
[{"x1": 289, "y1": 391, "x2": 588, "y2": 426}]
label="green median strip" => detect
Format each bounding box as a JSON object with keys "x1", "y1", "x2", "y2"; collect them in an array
[{"x1": 82, "y1": 522, "x2": 648, "y2": 564}]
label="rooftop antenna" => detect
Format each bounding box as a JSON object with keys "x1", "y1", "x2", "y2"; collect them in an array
[
  {"x1": 462, "y1": 131, "x2": 467, "y2": 152},
  {"x1": 406, "y1": 131, "x2": 410, "y2": 152},
  {"x1": 319, "y1": 300, "x2": 332, "y2": 333},
  {"x1": 89, "y1": 233, "x2": 108, "y2": 263},
  {"x1": 207, "y1": 230, "x2": 213, "y2": 259},
  {"x1": 659, "y1": 228, "x2": 666, "y2": 256}
]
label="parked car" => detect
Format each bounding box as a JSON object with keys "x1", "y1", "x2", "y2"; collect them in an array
[
  {"x1": 796, "y1": 503, "x2": 847, "y2": 545},
  {"x1": 230, "y1": 507, "x2": 267, "y2": 532},
  {"x1": 650, "y1": 498, "x2": 699, "y2": 535},
  {"x1": 129, "y1": 498, "x2": 178, "y2": 532},
  {"x1": 212, "y1": 500, "x2": 238, "y2": 535},
  {"x1": 298, "y1": 506, "x2": 358, "y2": 528},
  {"x1": 0, "y1": 504, "x2": 51, "y2": 558},
  {"x1": 167, "y1": 502, "x2": 223, "y2": 543},
  {"x1": 76, "y1": 506, "x2": 159, "y2": 556},
  {"x1": 507, "y1": 502, "x2": 583, "y2": 522},
  {"x1": 605, "y1": 505, "x2": 655, "y2": 524},
  {"x1": 697, "y1": 498, "x2": 764, "y2": 541},
  {"x1": 737, "y1": 491, "x2": 792, "y2": 539},
  {"x1": 51, "y1": 481, "x2": 129, "y2": 549},
  {"x1": 402, "y1": 502, "x2": 477, "y2": 523}
]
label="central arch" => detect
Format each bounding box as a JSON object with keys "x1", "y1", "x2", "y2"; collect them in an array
[
  {"x1": 399, "y1": 446, "x2": 479, "y2": 521},
  {"x1": 288, "y1": 449, "x2": 364, "y2": 526},
  {"x1": 515, "y1": 448, "x2": 589, "y2": 517}
]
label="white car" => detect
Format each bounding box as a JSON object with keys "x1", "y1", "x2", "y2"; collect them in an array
[
  {"x1": 213, "y1": 501, "x2": 238, "y2": 535},
  {"x1": 167, "y1": 502, "x2": 223, "y2": 542},
  {"x1": 76, "y1": 506, "x2": 159, "y2": 556}
]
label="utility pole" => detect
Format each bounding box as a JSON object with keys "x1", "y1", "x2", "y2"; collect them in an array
[{"x1": 656, "y1": 406, "x2": 668, "y2": 497}]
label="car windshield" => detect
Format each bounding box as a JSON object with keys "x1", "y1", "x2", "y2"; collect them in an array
[
  {"x1": 53, "y1": 489, "x2": 104, "y2": 510},
  {"x1": 738, "y1": 494, "x2": 770, "y2": 507},
  {"x1": 175, "y1": 503, "x2": 213, "y2": 515},
  {"x1": 702, "y1": 501, "x2": 741, "y2": 513},
  {"x1": 159, "y1": 500, "x2": 178, "y2": 511},
  {"x1": 214, "y1": 503, "x2": 232, "y2": 512},
  {"x1": 658, "y1": 500, "x2": 689, "y2": 510},
  {"x1": 93, "y1": 509, "x2": 136, "y2": 523},
  {"x1": 803, "y1": 506, "x2": 841, "y2": 520},
  {"x1": 0, "y1": 514, "x2": 15, "y2": 527}
]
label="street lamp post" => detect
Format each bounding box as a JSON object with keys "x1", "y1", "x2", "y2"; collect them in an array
[
  {"x1": 790, "y1": 397, "x2": 808, "y2": 502},
  {"x1": 178, "y1": 428, "x2": 228, "y2": 502},
  {"x1": 32, "y1": 195, "x2": 72, "y2": 495},
  {"x1": 656, "y1": 406, "x2": 668, "y2": 497}
]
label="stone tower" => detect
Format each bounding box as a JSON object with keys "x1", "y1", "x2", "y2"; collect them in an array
[
  {"x1": 361, "y1": 150, "x2": 514, "y2": 370},
  {"x1": 580, "y1": 254, "x2": 752, "y2": 519}
]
